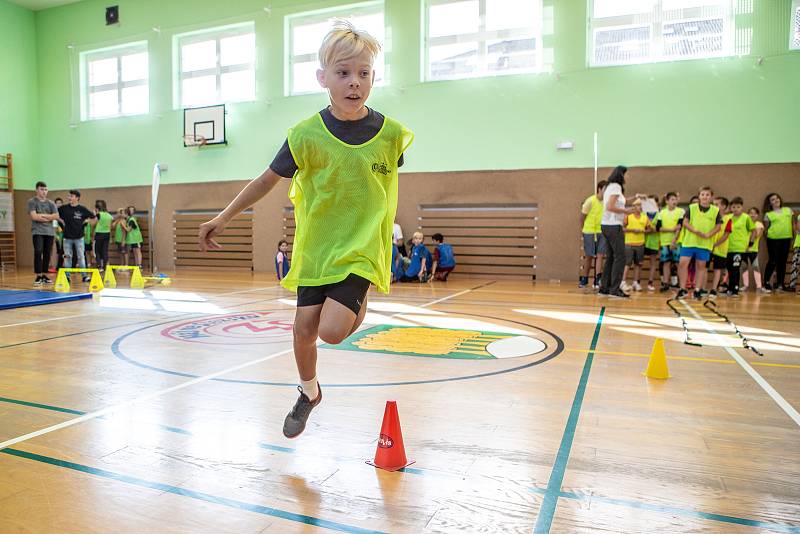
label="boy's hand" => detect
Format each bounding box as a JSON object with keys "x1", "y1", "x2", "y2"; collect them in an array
[{"x1": 198, "y1": 217, "x2": 227, "y2": 251}]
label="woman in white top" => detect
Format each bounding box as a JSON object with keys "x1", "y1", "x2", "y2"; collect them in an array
[{"x1": 599, "y1": 166, "x2": 638, "y2": 298}]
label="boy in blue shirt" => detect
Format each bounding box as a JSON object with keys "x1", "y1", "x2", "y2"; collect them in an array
[
  {"x1": 400, "y1": 232, "x2": 430, "y2": 282},
  {"x1": 430, "y1": 233, "x2": 456, "y2": 281}
]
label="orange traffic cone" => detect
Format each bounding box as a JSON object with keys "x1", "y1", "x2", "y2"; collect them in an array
[{"x1": 367, "y1": 401, "x2": 414, "y2": 472}]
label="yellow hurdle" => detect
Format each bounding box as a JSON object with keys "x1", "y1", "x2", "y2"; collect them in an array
[
  {"x1": 104, "y1": 265, "x2": 145, "y2": 289},
  {"x1": 54, "y1": 268, "x2": 104, "y2": 293}
]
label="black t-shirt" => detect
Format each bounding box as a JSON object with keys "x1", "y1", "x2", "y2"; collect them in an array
[
  {"x1": 269, "y1": 107, "x2": 404, "y2": 178},
  {"x1": 58, "y1": 204, "x2": 96, "y2": 239}
]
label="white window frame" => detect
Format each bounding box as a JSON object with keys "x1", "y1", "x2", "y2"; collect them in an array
[
  {"x1": 588, "y1": 0, "x2": 736, "y2": 68},
  {"x1": 174, "y1": 22, "x2": 256, "y2": 109},
  {"x1": 285, "y1": 1, "x2": 385, "y2": 96},
  {"x1": 423, "y1": 0, "x2": 543, "y2": 82},
  {"x1": 80, "y1": 41, "x2": 149, "y2": 121}
]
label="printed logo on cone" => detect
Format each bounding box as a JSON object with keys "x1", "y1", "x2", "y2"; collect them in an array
[{"x1": 378, "y1": 434, "x2": 393, "y2": 448}]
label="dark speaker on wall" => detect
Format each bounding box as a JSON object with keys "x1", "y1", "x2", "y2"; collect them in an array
[{"x1": 106, "y1": 5, "x2": 119, "y2": 25}]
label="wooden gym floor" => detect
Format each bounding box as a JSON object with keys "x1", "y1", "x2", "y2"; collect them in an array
[{"x1": 0, "y1": 271, "x2": 798, "y2": 533}]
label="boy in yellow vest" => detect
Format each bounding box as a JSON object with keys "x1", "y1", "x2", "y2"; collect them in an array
[
  {"x1": 199, "y1": 22, "x2": 413, "y2": 438},
  {"x1": 725, "y1": 197, "x2": 755, "y2": 297},
  {"x1": 621, "y1": 199, "x2": 650, "y2": 292},
  {"x1": 656, "y1": 192, "x2": 684, "y2": 292},
  {"x1": 708, "y1": 197, "x2": 732, "y2": 298},
  {"x1": 579, "y1": 180, "x2": 607, "y2": 288},
  {"x1": 677, "y1": 186, "x2": 722, "y2": 300}
]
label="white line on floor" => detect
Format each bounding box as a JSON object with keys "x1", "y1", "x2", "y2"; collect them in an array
[
  {"x1": 680, "y1": 300, "x2": 800, "y2": 427},
  {"x1": 0, "y1": 280, "x2": 479, "y2": 451}
]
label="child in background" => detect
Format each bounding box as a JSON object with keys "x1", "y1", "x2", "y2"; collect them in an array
[
  {"x1": 275, "y1": 240, "x2": 291, "y2": 281},
  {"x1": 621, "y1": 199, "x2": 650, "y2": 292},
  {"x1": 791, "y1": 212, "x2": 800, "y2": 293},
  {"x1": 112, "y1": 208, "x2": 128, "y2": 266},
  {"x1": 430, "y1": 233, "x2": 456, "y2": 281},
  {"x1": 83, "y1": 219, "x2": 94, "y2": 268},
  {"x1": 677, "y1": 187, "x2": 722, "y2": 300},
  {"x1": 124, "y1": 205, "x2": 143, "y2": 269},
  {"x1": 709, "y1": 197, "x2": 732, "y2": 297},
  {"x1": 725, "y1": 197, "x2": 755, "y2": 297},
  {"x1": 579, "y1": 181, "x2": 607, "y2": 289},
  {"x1": 741, "y1": 207, "x2": 765, "y2": 292},
  {"x1": 684, "y1": 195, "x2": 700, "y2": 289},
  {"x1": 390, "y1": 241, "x2": 403, "y2": 283},
  {"x1": 642, "y1": 194, "x2": 661, "y2": 291},
  {"x1": 54, "y1": 197, "x2": 64, "y2": 270},
  {"x1": 93, "y1": 200, "x2": 113, "y2": 272},
  {"x1": 656, "y1": 192, "x2": 684, "y2": 292},
  {"x1": 401, "y1": 232, "x2": 431, "y2": 282}
]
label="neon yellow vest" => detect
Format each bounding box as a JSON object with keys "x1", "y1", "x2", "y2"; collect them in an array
[
  {"x1": 765, "y1": 207, "x2": 792, "y2": 239},
  {"x1": 114, "y1": 221, "x2": 124, "y2": 243},
  {"x1": 282, "y1": 112, "x2": 413, "y2": 294},
  {"x1": 658, "y1": 207, "x2": 684, "y2": 247},
  {"x1": 95, "y1": 211, "x2": 112, "y2": 233},
  {"x1": 581, "y1": 195, "x2": 602, "y2": 234},
  {"x1": 728, "y1": 214, "x2": 754, "y2": 254},
  {"x1": 624, "y1": 212, "x2": 647, "y2": 246},
  {"x1": 748, "y1": 221, "x2": 763, "y2": 253},
  {"x1": 712, "y1": 214, "x2": 732, "y2": 257},
  {"x1": 125, "y1": 216, "x2": 142, "y2": 245},
  {"x1": 683, "y1": 203, "x2": 719, "y2": 251}
]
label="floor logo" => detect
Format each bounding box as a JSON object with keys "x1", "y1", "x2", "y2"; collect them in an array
[
  {"x1": 161, "y1": 312, "x2": 293, "y2": 345},
  {"x1": 322, "y1": 325, "x2": 547, "y2": 360}
]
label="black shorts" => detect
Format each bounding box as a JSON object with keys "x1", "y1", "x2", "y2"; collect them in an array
[
  {"x1": 711, "y1": 254, "x2": 727, "y2": 270},
  {"x1": 128, "y1": 242, "x2": 141, "y2": 249},
  {"x1": 297, "y1": 273, "x2": 370, "y2": 315}
]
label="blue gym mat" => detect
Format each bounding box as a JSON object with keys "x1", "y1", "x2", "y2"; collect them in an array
[{"x1": 0, "y1": 290, "x2": 92, "y2": 310}]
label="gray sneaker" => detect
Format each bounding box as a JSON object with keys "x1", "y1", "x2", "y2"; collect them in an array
[{"x1": 283, "y1": 385, "x2": 322, "y2": 438}]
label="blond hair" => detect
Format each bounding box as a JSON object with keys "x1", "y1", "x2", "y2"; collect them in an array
[
  {"x1": 318, "y1": 19, "x2": 381, "y2": 68},
  {"x1": 412, "y1": 231, "x2": 424, "y2": 241}
]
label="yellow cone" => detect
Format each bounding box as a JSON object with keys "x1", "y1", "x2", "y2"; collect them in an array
[
  {"x1": 89, "y1": 269, "x2": 104, "y2": 292},
  {"x1": 643, "y1": 338, "x2": 670, "y2": 379},
  {"x1": 104, "y1": 267, "x2": 117, "y2": 288},
  {"x1": 130, "y1": 266, "x2": 145, "y2": 289},
  {"x1": 54, "y1": 269, "x2": 70, "y2": 293}
]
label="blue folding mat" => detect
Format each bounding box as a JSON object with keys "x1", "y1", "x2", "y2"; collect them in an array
[{"x1": 0, "y1": 290, "x2": 92, "y2": 310}]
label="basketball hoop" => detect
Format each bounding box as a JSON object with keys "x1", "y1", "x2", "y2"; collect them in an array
[{"x1": 183, "y1": 134, "x2": 207, "y2": 148}]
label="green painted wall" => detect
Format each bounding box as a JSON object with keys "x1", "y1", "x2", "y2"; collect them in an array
[
  {"x1": 28, "y1": 0, "x2": 800, "y2": 189},
  {"x1": 0, "y1": 0, "x2": 39, "y2": 186}
]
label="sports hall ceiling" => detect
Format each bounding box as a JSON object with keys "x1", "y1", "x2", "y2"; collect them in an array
[{"x1": 8, "y1": 0, "x2": 83, "y2": 10}]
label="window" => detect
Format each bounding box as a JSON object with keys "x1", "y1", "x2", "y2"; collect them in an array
[
  {"x1": 589, "y1": 0, "x2": 736, "y2": 67},
  {"x1": 791, "y1": 0, "x2": 800, "y2": 51},
  {"x1": 81, "y1": 42, "x2": 148, "y2": 120},
  {"x1": 176, "y1": 22, "x2": 255, "y2": 108},
  {"x1": 286, "y1": 2, "x2": 385, "y2": 95},
  {"x1": 424, "y1": 0, "x2": 543, "y2": 82}
]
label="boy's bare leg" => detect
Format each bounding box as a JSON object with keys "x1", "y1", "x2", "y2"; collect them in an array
[
  {"x1": 318, "y1": 295, "x2": 368, "y2": 345},
  {"x1": 695, "y1": 261, "x2": 709, "y2": 292},
  {"x1": 711, "y1": 269, "x2": 722, "y2": 292},
  {"x1": 293, "y1": 304, "x2": 323, "y2": 381},
  {"x1": 678, "y1": 257, "x2": 690, "y2": 289},
  {"x1": 634, "y1": 264, "x2": 641, "y2": 285},
  {"x1": 662, "y1": 261, "x2": 671, "y2": 285}
]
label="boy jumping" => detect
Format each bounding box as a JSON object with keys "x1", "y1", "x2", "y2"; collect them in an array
[{"x1": 199, "y1": 22, "x2": 413, "y2": 438}]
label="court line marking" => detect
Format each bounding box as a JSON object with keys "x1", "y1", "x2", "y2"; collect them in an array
[
  {"x1": 562, "y1": 348, "x2": 800, "y2": 369},
  {"x1": 680, "y1": 301, "x2": 800, "y2": 428},
  {"x1": 0, "y1": 311, "x2": 106, "y2": 330},
  {"x1": 0, "y1": 281, "x2": 485, "y2": 452},
  {"x1": 533, "y1": 306, "x2": 605, "y2": 534},
  {"x1": 0, "y1": 448, "x2": 385, "y2": 534},
  {"x1": 529, "y1": 487, "x2": 800, "y2": 533}
]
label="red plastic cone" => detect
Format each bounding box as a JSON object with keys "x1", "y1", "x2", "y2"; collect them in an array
[{"x1": 366, "y1": 401, "x2": 414, "y2": 472}]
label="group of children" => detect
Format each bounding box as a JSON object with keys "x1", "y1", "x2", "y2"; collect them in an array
[
  {"x1": 585, "y1": 185, "x2": 799, "y2": 299},
  {"x1": 274, "y1": 231, "x2": 456, "y2": 284}
]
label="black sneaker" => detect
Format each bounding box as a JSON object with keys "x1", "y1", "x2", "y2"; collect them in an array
[
  {"x1": 33, "y1": 276, "x2": 44, "y2": 287},
  {"x1": 676, "y1": 289, "x2": 688, "y2": 299},
  {"x1": 764, "y1": 282, "x2": 773, "y2": 291},
  {"x1": 659, "y1": 283, "x2": 671, "y2": 293},
  {"x1": 693, "y1": 290, "x2": 707, "y2": 300},
  {"x1": 41, "y1": 276, "x2": 53, "y2": 285},
  {"x1": 728, "y1": 291, "x2": 740, "y2": 298},
  {"x1": 283, "y1": 385, "x2": 322, "y2": 438},
  {"x1": 598, "y1": 289, "x2": 609, "y2": 296},
  {"x1": 610, "y1": 290, "x2": 630, "y2": 299},
  {"x1": 578, "y1": 276, "x2": 588, "y2": 289},
  {"x1": 709, "y1": 290, "x2": 718, "y2": 298}
]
